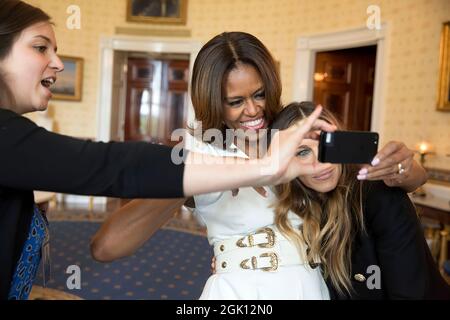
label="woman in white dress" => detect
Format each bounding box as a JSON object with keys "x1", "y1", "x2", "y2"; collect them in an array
[
  {"x1": 91, "y1": 32, "x2": 428, "y2": 300},
  {"x1": 184, "y1": 132, "x2": 330, "y2": 299},
  {"x1": 184, "y1": 32, "x2": 427, "y2": 299}
]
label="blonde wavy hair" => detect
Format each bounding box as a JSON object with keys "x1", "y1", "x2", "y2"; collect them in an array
[{"x1": 271, "y1": 101, "x2": 365, "y2": 296}]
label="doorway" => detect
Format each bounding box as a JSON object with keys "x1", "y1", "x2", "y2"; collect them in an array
[
  {"x1": 313, "y1": 46, "x2": 376, "y2": 131},
  {"x1": 124, "y1": 54, "x2": 189, "y2": 146},
  {"x1": 292, "y1": 25, "x2": 388, "y2": 135},
  {"x1": 96, "y1": 35, "x2": 202, "y2": 143}
]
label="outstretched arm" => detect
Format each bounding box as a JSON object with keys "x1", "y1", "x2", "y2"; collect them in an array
[
  {"x1": 90, "y1": 106, "x2": 336, "y2": 262},
  {"x1": 183, "y1": 105, "x2": 336, "y2": 196},
  {"x1": 90, "y1": 198, "x2": 185, "y2": 262}
]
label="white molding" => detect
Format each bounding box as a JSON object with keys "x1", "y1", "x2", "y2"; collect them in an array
[
  {"x1": 96, "y1": 34, "x2": 202, "y2": 142},
  {"x1": 293, "y1": 24, "x2": 389, "y2": 136},
  {"x1": 97, "y1": 43, "x2": 114, "y2": 142}
]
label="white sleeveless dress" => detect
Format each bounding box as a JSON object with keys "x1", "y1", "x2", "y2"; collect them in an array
[{"x1": 185, "y1": 134, "x2": 330, "y2": 300}]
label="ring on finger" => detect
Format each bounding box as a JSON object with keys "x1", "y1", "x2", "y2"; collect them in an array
[{"x1": 398, "y1": 163, "x2": 405, "y2": 175}]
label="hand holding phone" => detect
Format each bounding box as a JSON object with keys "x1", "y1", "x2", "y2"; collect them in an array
[{"x1": 318, "y1": 131, "x2": 379, "y2": 164}]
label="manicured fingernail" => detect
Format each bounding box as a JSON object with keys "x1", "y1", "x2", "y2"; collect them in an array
[
  {"x1": 357, "y1": 175, "x2": 366, "y2": 180},
  {"x1": 371, "y1": 158, "x2": 380, "y2": 166},
  {"x1": 359, "y1": 168, "x2": 368, "y2": 175}
]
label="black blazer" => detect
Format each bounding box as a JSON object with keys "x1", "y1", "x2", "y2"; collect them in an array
[
  {"x1": 326, "y1": 181, "x2": 450, "y2": 300},
  {"x1": 0, "y1": 109, "x2": 185, "y2": 299}
]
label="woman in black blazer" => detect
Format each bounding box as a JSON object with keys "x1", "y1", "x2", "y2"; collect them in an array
[
  {"x1": 0, "y1": 1, "x2": 335, "y2": 299},
  {"x1": 272, "y1": 102, "x2": 450, "y2": 299},
  {"x1": 327, "y1": 181, "x2": 450, "y2": 299}
]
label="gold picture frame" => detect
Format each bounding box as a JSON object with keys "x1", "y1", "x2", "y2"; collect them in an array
[
  {"x1": 52, "y1": 56, "x2": 83, "y2": 101},
  {"x1": 437, "y1": 21, "x2": 450, "y2": 111},
  {"x1": 127, "y1": 0, "x2": 187, "y2": 25}
]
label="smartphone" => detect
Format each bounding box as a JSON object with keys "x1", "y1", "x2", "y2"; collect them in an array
[{"x1": 318, "y1": 131, "x2": 379, "y2": 164}]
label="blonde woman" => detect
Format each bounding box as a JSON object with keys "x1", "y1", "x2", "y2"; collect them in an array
[{"x1": 271, "y1": 101, "x2": 450, "y2": 299}]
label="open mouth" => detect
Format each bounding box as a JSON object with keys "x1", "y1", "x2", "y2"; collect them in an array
[
  {"x1": 41, "y1": 77, "x2": 56, "y2": 89},
  {"x1": 240, "y1": 117, "x2": 266, "y2": 130}
]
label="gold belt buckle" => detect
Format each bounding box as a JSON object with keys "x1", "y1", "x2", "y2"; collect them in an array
[
  {"x1": 240, "y1": 252, "x2": 279, "y2": 272},
  {"x1": 236, "y1": 227, "x2": 276, "y2": 248}
]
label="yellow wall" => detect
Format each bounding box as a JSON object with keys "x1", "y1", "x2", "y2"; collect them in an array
[{"x1": 25, "y1": 0, "x2": 450, "y2": 169}]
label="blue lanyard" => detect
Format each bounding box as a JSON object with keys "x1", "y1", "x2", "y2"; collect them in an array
[{"x1": 8, "y1": 206, "x2": 49, "y2": 300}]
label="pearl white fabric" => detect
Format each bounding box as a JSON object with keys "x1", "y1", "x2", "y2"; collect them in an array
[{"x1": 185, "y1": 133, "x2": 330, "y2": 300}]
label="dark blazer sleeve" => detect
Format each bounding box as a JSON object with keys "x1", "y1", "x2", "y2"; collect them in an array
[
  {"x1": 0, "y1": 109, "x2": 185, "y2": 198},
  {"x1": 364, "y1": 181, "x2": 450, "y2": 299}
]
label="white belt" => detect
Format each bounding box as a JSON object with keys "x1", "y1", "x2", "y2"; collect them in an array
[{"x1": 214, "y1": 226, "x2": 307, "y2": 273}]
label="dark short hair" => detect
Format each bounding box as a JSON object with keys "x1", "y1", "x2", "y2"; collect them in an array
[{"x1": 190, "y1": 32, "x2": 282, "y2": 136}]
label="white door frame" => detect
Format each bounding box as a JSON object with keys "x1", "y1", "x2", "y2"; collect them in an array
[
  {"x1": 292, "y1": 25, "x2": 389, "y2": 136},
  {"x1": 73, "y1": 36, "x2": 201, "y2": 207},
  {"x1": 96, "y1": 34, "x2": 202, "y2": 142}
]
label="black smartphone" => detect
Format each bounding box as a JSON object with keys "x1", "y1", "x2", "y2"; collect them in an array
[{"x1": 318, "y1": 131, "x2": 379, "y2": 164}]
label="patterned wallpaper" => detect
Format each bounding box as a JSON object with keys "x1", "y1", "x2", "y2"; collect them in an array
[{"x1": 25, "y1": 0, "x2": 450, "y2": 169}]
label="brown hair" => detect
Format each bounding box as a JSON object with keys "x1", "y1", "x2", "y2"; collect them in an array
[
  {"x1": 190, "y1": 32, "x2": 282, "y2": 137},
  {"x1": 0, "y1": 0, "x2": 51, "y2": 107},
  {"x1": 272, "y1": 101, "x2": 365, "y2": 296}
]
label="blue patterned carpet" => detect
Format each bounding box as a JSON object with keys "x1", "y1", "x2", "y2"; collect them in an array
[{"x1": 34, "y1": 221, "x2": 213, "y2": 300}]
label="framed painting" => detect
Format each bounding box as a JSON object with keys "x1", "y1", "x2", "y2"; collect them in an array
[
  {"x1": 437, "y1": 21, "x2": 450, "y2": 111},
  {"x1": 127, "y1": 0, "x2": 188, "y2": 25},
  {"x1": 52, "y1": 56, "x2": 83, "y2": 101}
]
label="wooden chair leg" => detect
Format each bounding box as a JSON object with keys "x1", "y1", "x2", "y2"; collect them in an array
[
  {"x1": 439, "y1": 227, "x2": 449, "y2": 275},
  {"x1": 432, "y1": 229, "x2": 442, "y2": 261},
  {"x1": 87, "y1": 196, "x2": 94, "y2": 220}
]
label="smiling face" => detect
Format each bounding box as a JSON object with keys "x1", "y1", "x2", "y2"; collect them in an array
[
  {"x1": 222, "y1": 63, "x2": 268, "y2": 143},
  {"x1": 0, "y1": 22, "x2": 64, "y2": 114},
  {"x1": 297, "y1": 137, "x2": 342, "y2": 193}
]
